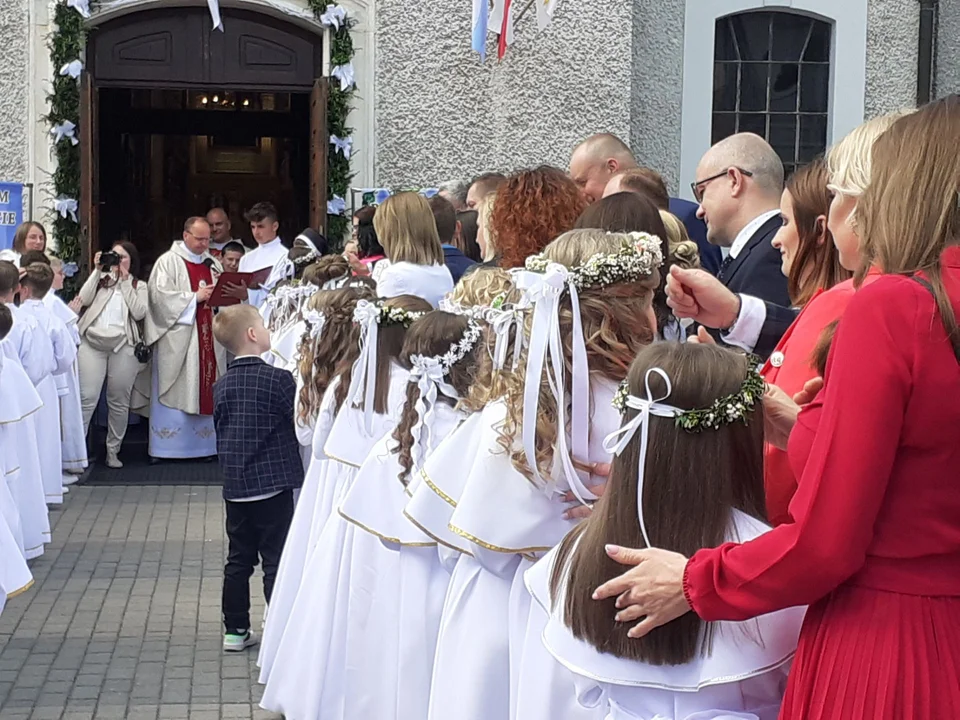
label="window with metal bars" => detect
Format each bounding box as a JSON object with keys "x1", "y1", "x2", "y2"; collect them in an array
[{"x1": 712, "y1": 11, "x2": 832, "y2": 177}]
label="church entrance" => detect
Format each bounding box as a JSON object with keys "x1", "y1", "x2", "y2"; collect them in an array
[{"x1": 82, "y1": 5, "x2": 328, "y2": 272}]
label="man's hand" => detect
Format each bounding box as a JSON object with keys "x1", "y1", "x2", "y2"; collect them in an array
[
  {"x1": 221, "y1": 282, "x2": 248, "y2": 301},
  {"x1": 196, "y1": 286, "x2": 215, "y2": 304},
  {"x1": 666, "y1": 266, "x2": 741, "y2": 330}
]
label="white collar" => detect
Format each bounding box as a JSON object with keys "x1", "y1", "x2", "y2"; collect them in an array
[
  {"x1": 171, "y1": 241, "x2": 207, "y2": 264},
  {"x1": 252, "y1": 237, "x2": 282, "y2": 252},
  {"x1": 729, "y1": 210, "x2": 780, "y2": 260}
]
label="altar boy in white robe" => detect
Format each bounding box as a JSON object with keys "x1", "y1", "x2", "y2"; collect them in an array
[
  {"x1": 19, "y1": 250, "x2": 88, "y2": 479},
  {"x1": 0, "y1": 261, "x2": 52, "y2": 554},
  {"x1": 17, "y1": 263, "x2": 77, "y2": 505},
  {"x1": 144, "y1": 218, "x2": 226, "y2": 460},
  {"x1": 230, "y1": 202, "x2": 289, "y2": 309}
]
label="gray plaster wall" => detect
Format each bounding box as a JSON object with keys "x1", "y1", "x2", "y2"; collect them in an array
[
  {"x1": 936, "y1": 0, "x2": 960, "y2": 96},
  {"x1": 631, "y1": 0, "x2": 685, "y2": 194},
  {"x1": 0, "y1": 0, "x2": 29, "y2": 183},
  {"x1": 374, "y1": 0, "x2": 636, "y2": 186},
  {"x1": 864, "y1": 0, "x2": 919, "y2": 117}
]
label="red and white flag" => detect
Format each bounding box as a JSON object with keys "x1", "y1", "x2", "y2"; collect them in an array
[{"x1": 490, "y1": 0, "x2": 515, "y2": 60}]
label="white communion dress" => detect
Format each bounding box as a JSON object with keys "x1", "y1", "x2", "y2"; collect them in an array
[
  {"x1": 258, "y1": 377, "x2": 340, "y2": 683},
  {"x1": 336, "y1": 401, "x2": 467, "y2": 720},
  {"x1": 259, "y1": 363, "x2": 411, "y2": 719},
  {"x1": 44, "y1": 292, "x2": 87, "y2": 473},
  {"x1": 524, "y1": 512, "x2": 806, "y2": 720},
  {"x1": 424, "y1": 378, "x2": 619, "y2": 720}
]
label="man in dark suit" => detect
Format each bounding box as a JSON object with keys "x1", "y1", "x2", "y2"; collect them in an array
[{"x1": 569, "y1": 134, "x2": 723, "y2": 275}]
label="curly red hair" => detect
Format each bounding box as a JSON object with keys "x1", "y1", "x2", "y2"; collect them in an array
[{"x1": 490, "y1": 166, "x2": 586, "y2": 269}]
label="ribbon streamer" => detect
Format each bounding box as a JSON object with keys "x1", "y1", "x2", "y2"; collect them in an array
[
  {"x1": 602, "y1": 368, "x2": 682, "y2": 549},
  {"x1": 408, "y1": 356, "x2": 460, "y2": 469},
  {"x1": 303, "y1": 309, "x2": 326, "y2": 339},
  {"x1": 347, "y1": 300, "x2": 381, "y2": 433}
]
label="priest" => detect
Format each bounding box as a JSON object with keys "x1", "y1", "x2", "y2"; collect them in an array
[{"x1": 144, "y1": 217, "x2": 226, "y2": 461}]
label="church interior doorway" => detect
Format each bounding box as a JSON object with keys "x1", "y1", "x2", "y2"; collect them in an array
[{"x1": 83, "y1": 6, "x2": 327, "y2": 273}]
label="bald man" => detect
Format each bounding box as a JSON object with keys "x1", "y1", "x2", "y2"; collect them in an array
[
  {"x1": 206, "y1": 207, "x2": 235, "y2": 258},
  {"x1": 568, "y1": 133, "x2": 637, "y2": 204},
  {"x1": 678, "y1": 132, "x2": 792, "y2": 357}
]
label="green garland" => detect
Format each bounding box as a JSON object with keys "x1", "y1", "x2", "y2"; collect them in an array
[{"x1": 47, "y1": 1, "x2": 356, "y2": 292}]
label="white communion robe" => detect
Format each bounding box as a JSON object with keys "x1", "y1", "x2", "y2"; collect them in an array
[
  {"x1": 239, "y1": 237, "x2": 289, "y2": 309},
  {"x1": 260, "y1": 363, "x2": 410, "y2": 720},
  {"x1": 524, "y1": 513, "x2": 805, "y2": 720},
  {"x1": 423, "y1": 380, "x2": 619, "y2": 720},
  {"x1": 145, "y1": 243, "x2": 225, "y2": 459},
  {"x1": 0, "y1": 497, "x2": 33, "y2": 614},
  {"x1": 44, "y1": 292, "x2": 87, "y2": 473},
  {"x1": 1, "y1": 306, "x2": 53, "y2": 555},
  {"x1": 19, "y1": 299, "x2": 76, "y2": 505},
  {"x1": 336, "y1": 401, "x2": 466, "y2": 720}
]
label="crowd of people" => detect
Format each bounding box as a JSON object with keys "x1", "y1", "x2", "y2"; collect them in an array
[{"x1": 1, "y1": 93, "x2": 958, "y2": 719}]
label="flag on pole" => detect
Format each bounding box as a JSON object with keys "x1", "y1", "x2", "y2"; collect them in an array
[
  {"x1": 495, "y1": 0, "x2": 514, "y2": 60},
  {"x1": 471, "y1": 0, "x2": 489, "y2": 59},
  {"x1": 536, "y1": 0, "x2": 558, "y2": 30}
]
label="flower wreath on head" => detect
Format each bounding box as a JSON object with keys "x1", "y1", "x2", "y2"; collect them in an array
[
  {"x1": 439, "y1": 292, "x2": 529, "y2": 371},
  {"x1": 347, "y1": 300, "x2": 427, "y2": 431},
  {"x1": 407, "y1": 318, "x2": 483, "y2": 468},
  {"x1": 604, "y1": 363, "x2": 764, "y2": 550},
  {"x1": 523, "y1": 232, "x2": 664, "y2": 289},
  {"x1": 512, "y1": 232, "x2": 665, "y2": 506}
]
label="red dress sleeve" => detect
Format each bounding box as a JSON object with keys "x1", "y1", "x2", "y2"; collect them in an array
[{"x1": 684, "y1": 276, "x2": 920, "y2": 621}]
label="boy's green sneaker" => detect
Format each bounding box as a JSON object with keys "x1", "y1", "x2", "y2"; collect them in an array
[{"x1": 223, "y1": 630, "x2": 258, "y2": 652}]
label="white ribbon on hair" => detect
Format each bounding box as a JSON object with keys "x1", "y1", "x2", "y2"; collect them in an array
[
  {"x1": 408, "y1": 355, "x2": 461, "y2": 469},
  {"x1": 347, "y1": 300, "x2": 381, "y2": 432},
  {"x1": 602, "y1": 368, "x2": 682, "y2": 549},
  {"x1": 321, "y1": 271, "x2": 351, "y2": 290},
  {"x1": 486, "y1": 305, "x2": 524, "y2": 371},
  {"x1": 54, "y1": 197, "x2": 79, "y2": 223},
  {"x1": 303, "y1": 309, "x2": 326, "y2": 339},
  {"x1": 516, "y1": 264, "x2": 593, "y2": 504}
]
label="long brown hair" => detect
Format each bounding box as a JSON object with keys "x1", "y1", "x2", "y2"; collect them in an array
[
  {"x1": 357, "y1": 295, "x2": 434, "y2": 415},
  {"x1": 391, "y1": 312, "x2": 480, "y2": 485},
  {"x1": 499, "y1": 230, "x2": 659, "y2": 481},
  {"x1": 857, "y1": 95, "x2": 960, "y2": 358},
  {"x1": 374, "y1": 193, "x2": 445, "y2": 266},
  {"x1": 302, "y1": 254, "x2": 351, "y2": 287},
  {"x1": 491, "y1": 166, "x2": 586, "y2": 269},
  {"x1": 297, "y1": 285, "x2": 375, "y2": 424},
  {"x1": 12, "y1": 222, "x2": 46, "y2": 254},
  {"x1": 550, "y1": 343, "x2": 766, "y2": 665},
  {"x1": 784, "y1": 159, "x2": 851, "y2": 306}
]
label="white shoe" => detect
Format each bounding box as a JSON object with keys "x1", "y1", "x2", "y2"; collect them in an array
[
  {"x1": 223, "y1": 630, "x2": 258, "y2": 652},
  {"x1": 61, "y1": 484, "x2": 70, "y2": 494},
  {"x1": 106, "y1": 452, "x2": 123, "y2": 469},
  {"x1": 62, "y1": 474, "x2": 80, "y2": 486}
]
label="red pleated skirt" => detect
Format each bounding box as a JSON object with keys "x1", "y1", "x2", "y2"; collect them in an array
[{"x1": 780, "y1": 585, "x2": 960, "y2": 719}]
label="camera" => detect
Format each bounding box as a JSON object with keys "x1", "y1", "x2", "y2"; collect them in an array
[{"x1": 100, "y1": 251, "x2": 121, "y2": 270}]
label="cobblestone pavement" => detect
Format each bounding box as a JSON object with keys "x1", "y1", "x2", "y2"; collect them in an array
[{"x1": 0, "y1": 485, "x2": 282, "y2": 720}]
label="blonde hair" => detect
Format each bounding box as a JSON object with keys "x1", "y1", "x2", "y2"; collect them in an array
[
  {"x1": 826, "y1": 110, "x2": 912, "y2": 200},
  {"x1": 659, "y1": 211, "x2": 700, "y2": 270},
  {"x1": 477, "y1": 192, "x2": 498, "y2": 262},
  {"x1": 212, "y1": 304, "x2": 261, "y2": 354},
  {"x1": 451, "y1": 266, "x2": 514, "y2": 306},
  {"x1": 373, "y1": 192, "x2": 444, "y2": 265},
  {"x1": 499, "y1": 229, "x2": 659, "y2": 482},
  {"x1": 858, "y1": 96, "x2": 960, "y2": 357}
]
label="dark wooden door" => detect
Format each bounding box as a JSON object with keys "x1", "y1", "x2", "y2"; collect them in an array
[
  {"x1": 79, "y1": 71, "x2": 99, "y2": 272},
  {"x1": 89, "y1": 7, "x2": 321, "y2": 91},
  {"x1": 309, "y1": 78, "x2": 328, "y2": 234}
]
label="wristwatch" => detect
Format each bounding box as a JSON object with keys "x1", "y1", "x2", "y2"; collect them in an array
[{"x1": 719, "y1": 294, "x2": 743, "y2": 334}]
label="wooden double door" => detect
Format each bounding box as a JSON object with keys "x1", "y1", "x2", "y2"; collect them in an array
[{"x1": 80, "y1": 6, "x2": 328, "y2": 271}]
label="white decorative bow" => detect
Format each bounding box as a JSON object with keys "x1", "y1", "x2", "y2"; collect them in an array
[
  {"x1": 331, "y1": 62, "x2": 355, "y2": 91},
  {"x1": 347, "y1": 300, "x2": 382, "y2": 432},
  {"x1": 319, "y1": 4, "x2": 347, "y2": 29},
  {"x1": 303, "y1": 309, "x2": 326, "y2": 339},
  {"x1": 62, "y1": 262, "x2": 79, "y2": 278},
  {"x1": 408, "y1": 356, "x2": 460, "y2": 469},
  {"x1": 486, "y1": 305, "x2": 524, "y2": 371},
  {"x1": 54, "y1": 197, "x2": 79, "y2": 223},
  {"x1": 327, "y1": 195, "x2": 346, "y2": 216},
  {"x1": 602, "y1": 368, "x2": 682, "y2": 549},
  {"x1": 60, "y1": 60, "x2": 83, "y2": 79},
  {"x1": 320, "y1": 271, "x2": 351, "y2": 290},
  {"x1": 330, "y1": 134, "x2": 352, "y2": 159},
  {"x1": 51, "y1": 120, "x2": 79, "y2": 146},
  {"x1": 67, "y1": 0, "x2": 91, "y2": 17},
  {"x1": 517, "y1": 263, "x2": 593, "y2": 504}
]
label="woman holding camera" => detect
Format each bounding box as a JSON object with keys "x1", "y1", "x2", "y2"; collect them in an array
[{"x1": 72, "y1": 243, "x2": 148, "y2": 468}]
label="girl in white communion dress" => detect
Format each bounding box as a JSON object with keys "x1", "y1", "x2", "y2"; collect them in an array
[{"x1": 525, "y1": 343, "x2": 804, "y2": 720}]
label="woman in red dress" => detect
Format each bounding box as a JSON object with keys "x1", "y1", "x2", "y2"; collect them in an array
[{"x1": 593, "y1": 96, "x2": 960, "y2": 718}]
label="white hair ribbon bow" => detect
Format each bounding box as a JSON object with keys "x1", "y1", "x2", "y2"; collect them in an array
[
  {"x1": 486, "y1": 305, "x2": 524, "y2": 371},
  {"x1": 303, "y1": 309, "x2": 326, "y2": 339},
  {"x1": 54, "y1": 197, "x2": 79, "y2": 223},
  {"x1": 347, "y1": 300, "x2": 381, "y2": 433},
  {"x1": 602, "y1": 368, "x2": 682, "y2": 549},
  {"x1": 321, "y1": 271, "x2": 351, "y2": 290},
  {"x1": 408, "y1": 356, "x2": 460, "y2": 469},
  {"x1": 517, "y1": 264, "x2": 593, "y2": 504}
]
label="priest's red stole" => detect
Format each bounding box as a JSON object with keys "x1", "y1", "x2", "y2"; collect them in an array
[{"x1": 183, "y1": 259, "x2": 216, "y2": 415}]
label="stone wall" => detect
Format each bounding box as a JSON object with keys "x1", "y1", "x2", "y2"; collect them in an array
[
  {"x1": 0, "y1": 0, "x2": 30, "y2": 185},
  {"x1": 864, "y1": 0, "x2": 919, "y2": 117},
  {"x1": 936, "y1": 0, "x2": 960, "y2": 96}
]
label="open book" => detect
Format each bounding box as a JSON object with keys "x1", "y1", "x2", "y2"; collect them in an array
[{"x1": 207, "y1": 267, "x2": 272, "y2": 307}]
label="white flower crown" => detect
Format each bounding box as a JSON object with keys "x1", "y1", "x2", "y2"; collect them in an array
[
  {"x1": 353, "y1": 299, "x2": 426, "y2": 328},
  {"x1": 524, "y1": 231, "x2": 664, "y2": 288}
]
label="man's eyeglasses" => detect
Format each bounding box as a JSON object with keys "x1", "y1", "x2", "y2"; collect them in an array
[
  {"x1": 690, "y1": 167, "x2": 754, "y2": 203},
  {"x1": 187, "y1": 231, "x2": 211, "y2": 242}
]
